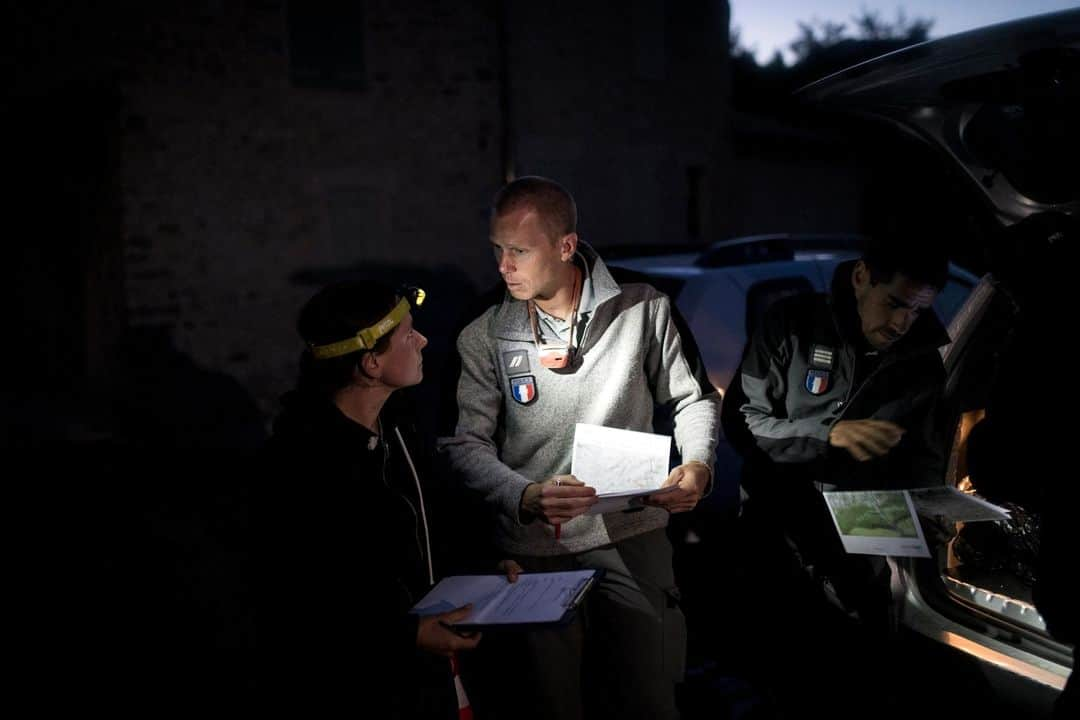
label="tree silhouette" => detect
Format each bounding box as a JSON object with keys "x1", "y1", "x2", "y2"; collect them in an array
[
  {"x1": 732, "y1": 7, "x2": 936, "y2": 110},
  {"x1": 789, "y1": 8, "x2": 934, "y2": 64},
  {"x1": 851, "y1": 7, "x2": 933, "y2": 42},
  {"x1": 790, "y1": 19, "x2": 848, "y2": 64}
]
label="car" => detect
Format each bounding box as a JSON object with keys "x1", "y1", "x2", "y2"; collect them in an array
[
  {"x1": 615, "y1": 8, "x2": 1077, "y2": 717},
  {"x1": 609, "y1": 233, "x2": 978, "y2": 517},
  {"x1": 794, "y1": 9, "x2": 1078, "y2": 717}
]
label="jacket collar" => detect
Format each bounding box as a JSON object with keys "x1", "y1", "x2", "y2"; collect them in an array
[
  {"x1": 491, "y1": 241, "x2": 621, "y2": 341},
  {"x1": 829, "y1": 259, "x2": 951, "y2": 358},
  {"x1": 269, "y1": 391, "x2": 389, "y2": 471}
]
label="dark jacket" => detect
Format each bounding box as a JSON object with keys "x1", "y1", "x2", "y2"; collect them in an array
[
  {"x1": 260, "y1": 390, "x2": 454, "y2": 718},
  {"x1": 737, "y1": 259, "x2": 949, "y2": 493}
]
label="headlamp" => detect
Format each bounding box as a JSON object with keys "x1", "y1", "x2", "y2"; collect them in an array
[{"x1": 309, "y1": 285, "x2": 425, "y2": 360}]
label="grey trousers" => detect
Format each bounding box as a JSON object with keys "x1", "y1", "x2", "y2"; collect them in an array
[{"x1": 486, "y1": 528, "x2": 685, "y2": 720}]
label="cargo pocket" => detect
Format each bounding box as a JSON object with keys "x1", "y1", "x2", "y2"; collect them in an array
[{"x1": 662, "y1": 586, "x2": 687, "y2": 682}]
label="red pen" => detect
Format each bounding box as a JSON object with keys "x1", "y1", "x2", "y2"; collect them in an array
[{"x1": 553, "y1": 478, "x2": 562, "y2": 540}]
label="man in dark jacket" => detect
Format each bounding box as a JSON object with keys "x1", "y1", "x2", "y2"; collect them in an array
[
  {"x1": 733, "y1": 238, "x2": 948, "y2": 597},
  {"x1": 724, "y1": 238, "x2": 950, "y2": 719},
  {"x1": 739, "y1": 242, "x2": 948, "y2": 491}
]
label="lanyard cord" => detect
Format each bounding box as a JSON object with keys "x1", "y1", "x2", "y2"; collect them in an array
[
  {"x1": 386, "y1": 422, "x2": 466, "y2": 719},
  {"x1": 394, "y1": 425, "x2": 434, "y2": 586},
  {"x1": 378, "y1": 416, "x2": 434, "y2": 587},
  {"x1": 527, "y1": 264, "x2": 582, "y2": 355}
]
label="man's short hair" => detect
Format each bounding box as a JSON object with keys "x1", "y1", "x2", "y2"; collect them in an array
[
  {"x1": 861, "y1": 234, "x2": 949, "y2": 290},
  {"x1": 491, "y1": 176, "x2": 577, "y2": 242}
]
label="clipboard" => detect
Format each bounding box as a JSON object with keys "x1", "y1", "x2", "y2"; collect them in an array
[{"x1": 410, "y1": 569, "x2": 603, "y2": 630}]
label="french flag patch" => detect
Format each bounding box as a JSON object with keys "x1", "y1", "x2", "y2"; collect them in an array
[
  {"x1": 510, "y1": 375, "x2": 537, "y2": 405},
  {"x1": 805, "y1": 368, "x2": 830, "y2": 395}
]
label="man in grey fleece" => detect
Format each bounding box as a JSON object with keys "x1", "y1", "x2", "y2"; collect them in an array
[{"x1": 440, "y1": 176, "x2": 720, "y2": 720}]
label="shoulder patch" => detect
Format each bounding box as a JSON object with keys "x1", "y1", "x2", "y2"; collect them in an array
[
  {"x1": 503, "y1": 349, "x2": 531, "y2": 375},
  {"x1": 510, "y1": 375, "x2": 537, "y2": 405},
  {"x1": 805, "y1": 368, "x2": 830, "y2": 395},
  {"x1": 810, "y1": 344, "x2": 835, "y2": 370}
]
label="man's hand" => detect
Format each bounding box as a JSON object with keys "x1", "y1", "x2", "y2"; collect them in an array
[
  {"x1": 828, "y1": 419, "x2": 905, "y2": 461},
  {"x1": 416, "y1": 605, "x2": 482, "y2": 656},
  {"x1": 645, "y1": 462, "x2": 710, "y2": 514},
  {"x1": 520, "y1": 475, "x2": 597, "y2": 525},
  {"x1": 496, "y1": 559, "x2": 524, "y2": 583}
]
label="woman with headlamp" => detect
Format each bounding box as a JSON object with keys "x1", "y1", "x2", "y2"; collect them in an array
[{"x1": 263, "y1": 281, "x2": 480, "y2": 718}]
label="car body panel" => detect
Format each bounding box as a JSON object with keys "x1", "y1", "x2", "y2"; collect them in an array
[{"x1": 798, "y1": 9, "x2": 1080, "y2": 225}]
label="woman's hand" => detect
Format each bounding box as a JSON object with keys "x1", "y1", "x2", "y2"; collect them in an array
[{"x1": 416, "y1": 605, "x2": 481, "y2": 656}]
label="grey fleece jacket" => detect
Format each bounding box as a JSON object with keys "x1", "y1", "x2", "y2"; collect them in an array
[{"x1": 440, "y1": 243, "x2": 720, "y2": 556}]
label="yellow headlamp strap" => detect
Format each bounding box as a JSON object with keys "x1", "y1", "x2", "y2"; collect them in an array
[{"x1": 310, "y1": 296, "x2": 412, "y2": 360}]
